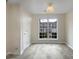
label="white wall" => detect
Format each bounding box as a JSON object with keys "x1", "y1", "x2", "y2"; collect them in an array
[
  {"x1": 6, "y1": 4, "x2": 21, "y2": 55},
  {"x1": 6, "y1": 4, "x2": 32, "y2": 55},
  {"x1": 31, "y1": 14, "x2": 65, "y2": 43},
  {"x1": 65, "y1": 10, "x2": 73, "y2": 49},
  {"x1": 20, "y1": 7, "x2": 32, "y2": 54}
]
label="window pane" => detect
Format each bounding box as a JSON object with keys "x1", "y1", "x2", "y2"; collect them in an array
[
  {"x1": 40, "y1": 19, "x2": 47, "y2": 22},
  {"x1": 39, "y1": 18, "x2": 57, "y2": 39},
  {"x1": 48, "y1": 19, "x2": 57, "y2": 22}
]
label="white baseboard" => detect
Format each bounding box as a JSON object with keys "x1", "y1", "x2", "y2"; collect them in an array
[
  {"x1": 6, "y1": 52, "x2": 14, "y2": 56},
  {"x1": 65, "y1": 43, "x2": 73, "y2": 50},
  {"x1": 7, "y1": 44, "x2": 31, "y2": 56},
  {"x1": 6, "y1": 49, "x2": 20, "y2": 56}
]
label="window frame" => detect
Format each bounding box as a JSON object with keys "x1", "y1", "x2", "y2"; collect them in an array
[{"x1": 38, "y1": 18, "x2": 58, "y2": 40}]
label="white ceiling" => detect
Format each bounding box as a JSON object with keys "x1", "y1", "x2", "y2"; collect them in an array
[{"x1": 7, "y1": 0, "x2": 73, "y2": 14}]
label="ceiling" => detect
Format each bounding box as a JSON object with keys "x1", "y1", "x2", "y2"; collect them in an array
[{"x1": 7, "y1": 0, "x2": 73, "y2": 14}]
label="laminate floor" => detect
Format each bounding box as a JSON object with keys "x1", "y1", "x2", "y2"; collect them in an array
[{"x1": 8, "y1": 44, "x2": 73, "y2": 59}]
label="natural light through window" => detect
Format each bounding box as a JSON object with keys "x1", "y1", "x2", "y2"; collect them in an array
[
  {"x1": 40, "y1": 19, "x2": 47, "y2": 22},
  {"x1": 48, "y1": 19, "x2": 57, "y2": 22},
  {"x1": 39, "y1": 18, "x2": 58, "y2": 39}
]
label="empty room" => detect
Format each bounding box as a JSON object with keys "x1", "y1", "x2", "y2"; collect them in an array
[{"x1": 6, "y1": 0, "x2": 73, "y2": 59}]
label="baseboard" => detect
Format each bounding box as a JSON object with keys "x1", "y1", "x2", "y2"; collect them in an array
[
  {"x1": 6, "y1": 52, "x2": 14, "y2": 56},
  {"x1": 6, "y1": 52, "x2": 11, "y2": 56},
  {"x1": 31, "y1": 41, "x2": 66, "y2": 44},
  {"x1": 65, "y1": 43, "x2": 73, "y2": 50}
]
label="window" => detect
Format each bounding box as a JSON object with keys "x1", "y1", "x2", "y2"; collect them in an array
[{"x1": 39, "y1": 18, "x2": 57, "y2": 39}]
